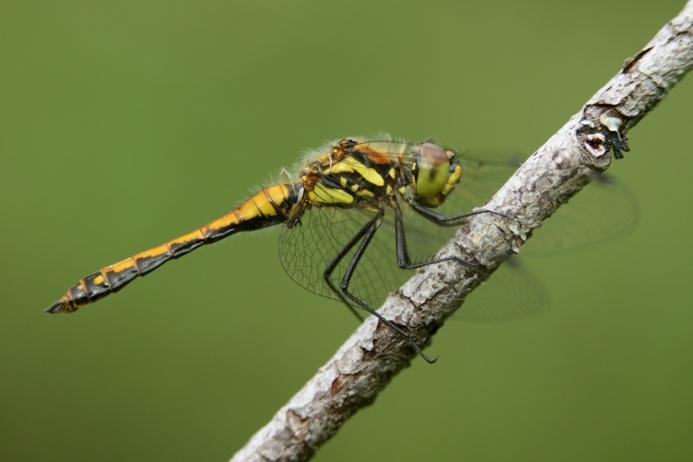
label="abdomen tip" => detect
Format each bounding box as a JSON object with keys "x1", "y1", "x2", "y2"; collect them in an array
[{"x1": 45, "y1": 301, "x2": 67, "y2": 314}]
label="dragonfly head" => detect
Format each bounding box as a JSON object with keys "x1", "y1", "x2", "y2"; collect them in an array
[{"x1": 413, "y1": 142, "x2": 462, "y2": 207}]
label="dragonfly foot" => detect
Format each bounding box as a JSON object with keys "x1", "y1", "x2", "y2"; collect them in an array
[
  {"x1": 417, "y1": 349, "x2": 438, "y2": 364},
  {"x1": 408, "y1": 340, "x2": 438, "y2": 364}
]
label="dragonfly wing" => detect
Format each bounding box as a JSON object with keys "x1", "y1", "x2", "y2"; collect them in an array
[
  {"x1": 345, "y1": 140, "x2": 639, "y2": 254},
  {"x1": 522, "y1": 172, "x2": 639, "y2": 255},
  {"x1": 278, "y1": 206, "x2": 411, "y2": 310},
  {"x1": 278, "y1": 145, "x2": 637, "y2": 321},
  {"x1": 390, "y1": 204, "x2": 548, "y2": 321},
  {"x1": 278, "y1": 203, "x2": 546, "y2": 321},
  {"x1": 446, "y1": 152, "x2": 639, "y2": 255},
  {"x1": 456, "y1": 257, "x2": 549, "y2": 321}
]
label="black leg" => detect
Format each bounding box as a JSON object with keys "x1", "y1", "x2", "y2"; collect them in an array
[
  {"x1": 408, "y1": 201, "x2": 507, "y2": 226},
  {"x1": 332, "y1": 209, "x2": 437, "y2": 364},
  {"x1": 394, "y1": 202, "x2": 477, "y2": 271},
  {"x1": 323, "y1": 217, "x2": 374, "y2": 323}
]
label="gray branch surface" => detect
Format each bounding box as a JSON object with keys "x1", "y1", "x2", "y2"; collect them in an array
[{"x1": 231, "y1": 3, "x2": 693, "y2": 461}]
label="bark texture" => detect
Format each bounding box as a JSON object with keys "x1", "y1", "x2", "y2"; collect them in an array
[{"x1": 231, "y1": 3, "x2": 693, "y2": 461}]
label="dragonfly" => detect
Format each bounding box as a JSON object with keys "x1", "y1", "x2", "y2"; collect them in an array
[{"x1": 46, "y1": 137, "x2": 636, "y2": 362}]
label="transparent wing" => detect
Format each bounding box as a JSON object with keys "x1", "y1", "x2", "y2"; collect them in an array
[
  {"x1": 437, "y1": 151, "x2": 639, "y2": 255},
  {"x1": 278, "y1": 202, "x2": 547, "y2": 321},
  {"x1": 278, "y1": 205, "x2": 404, "y2": 309},
  {"x1": 459, "y1": 257, "x2": 550, "y2": 322},
  {"x1": 278, "y1": 144, "x2": 637, "y2": 322},
  {"x1": 389, "y1": 201, "x2": 548, "y2": 321},
  {"x1": 349, "y1": 141, "x2": 639, "y2": 253},
  {"x1": 522, "y1": 172, "x2": 639, "y2": 255}
]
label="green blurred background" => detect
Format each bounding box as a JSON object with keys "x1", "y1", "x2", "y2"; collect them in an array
[{"x1": 1, "y1": 1, "x2": 691, "y2": 461}]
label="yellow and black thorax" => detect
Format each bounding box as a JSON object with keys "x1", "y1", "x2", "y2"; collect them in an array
[{"x1": 296, "y1": 138, "x2": 463, "y2": 212}]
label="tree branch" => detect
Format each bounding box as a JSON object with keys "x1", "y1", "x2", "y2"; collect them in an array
[{"x1": 231, "y1": 3, "x2": 693, "y2": 461}]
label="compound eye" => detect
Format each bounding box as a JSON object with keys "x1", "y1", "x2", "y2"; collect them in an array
[{"x1": 415, "y1": 143, "x2": 451, "y2": 204}]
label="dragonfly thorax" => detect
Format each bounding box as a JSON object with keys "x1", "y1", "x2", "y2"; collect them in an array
[
  {"x1": 294, "y1": 138, "x2": 463, "y2": 211},
  {"x1": 299, "y1": 139, "x2": 403, "y2": 208}
]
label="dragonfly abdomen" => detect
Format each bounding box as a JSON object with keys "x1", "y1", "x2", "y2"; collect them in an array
[{"x1": 46, "y1": 183, "x2": 299, "y2": 314}]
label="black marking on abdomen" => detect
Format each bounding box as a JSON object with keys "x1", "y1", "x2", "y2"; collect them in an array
[
  {"x1": 83, "y1": 272, "x2": 111, "y2": 302},
  {"x1": 136, "y1": 254, "x2": 169, "y2": 274},
  {"x1": 105, "y1": 266, "x2": 139, "y2": 292},
  {"x1": 68, "y1": 284, "x2": 89, "y2": 305},
  {"x1": 203, "y1": 225, "x2": 240, "y2": 242},
  {"x1": 169, "y1": 238, "x2": 204, "y2": 257}
]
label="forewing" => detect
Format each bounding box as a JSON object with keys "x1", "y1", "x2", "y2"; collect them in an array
[{"x1": 443, "y1": 152, "x2": 639, "y2": 254}]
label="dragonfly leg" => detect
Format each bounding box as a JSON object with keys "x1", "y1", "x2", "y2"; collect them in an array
[
  {"x1": 408, "y1": 201, "x2": 508, "y2": 226},
  {"x1": 322, "y1": 216, "x2": 379, "y2": 323},
  {"x1": 326, "y1": 209, "x2": 437, "y2": 364},
  {"x1": 393, "y1": 202, "x2": 478, "y2": 271}
]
